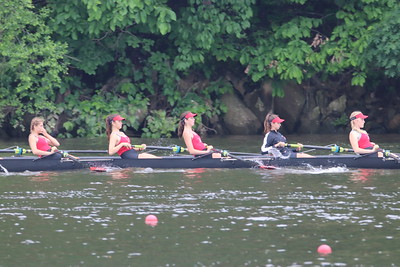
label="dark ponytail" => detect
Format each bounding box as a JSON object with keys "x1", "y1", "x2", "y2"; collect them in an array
[
  {"x1": 178, "y1": 111, "x2": 191, "y2": 138},
  {"x1": 105, "y1": 114, "x2": 118, "y2": 139},
  {"x1": 263, "y1": 113, "x2": 278, "y2": 133}
]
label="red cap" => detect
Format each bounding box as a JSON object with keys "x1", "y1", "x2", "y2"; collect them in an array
[
  {"x1": 271, "y1": 117, "x2": 285, "y2": 123},
  {"x1": 350, "y1": 112, "x2": 368, "y2": 120},
  {"x1": 113, "y1": 115, "x2": 125, "y2": 121},
  {"x1": 355, "y1": 112, "x2": 368, "y2": 119},
  {"x1": 184, "y1": 112, "x2": 197, "y2": 119}
]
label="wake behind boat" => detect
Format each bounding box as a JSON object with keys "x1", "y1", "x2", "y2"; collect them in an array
[{"x1": 1, "y1": 153, "x2": 400, "y2": 173}]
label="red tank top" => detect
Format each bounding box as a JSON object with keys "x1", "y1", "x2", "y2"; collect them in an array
[
  {"x1": 192, "y1": 132, "x2": 206, "y2": 150},
  {"x1": 358, "y1": 132, "x2": 374, "y2": 149},
  {"x1": 117, "y1": 135, "x2": 131, "y2": 156},
  {"x1": 37, "y1": 136, "x2": 51, "y2": 151}
]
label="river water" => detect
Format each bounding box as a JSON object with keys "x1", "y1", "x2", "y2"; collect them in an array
[{"x1": 1, "y1": 135, "x2": 400, "y2": 266}]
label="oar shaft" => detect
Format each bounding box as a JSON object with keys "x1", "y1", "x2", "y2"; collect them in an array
[
  {"x1": 228, "y1": 151, "x2": 261, "y2": 156},
  {"x1": 63, "y1": 150, "x2": 107, "y2": 153},
  {"x1": 286, "y1": 144, "x2": 354, "y2": 153},
  {"x1": 211, "y1": 148, "x2": 242, "y2": 160},
  {"x1": 383, "y1": 151, "x2": 400, "y2": 162},
  {"x1": 212, "y1": 148, "x2": 274, "y2": 169},
  {"x1": 134, "y1": 145, "x2": 186, "y2": 153},
  {"x1": 64, "y1": 146, "x2": 186, "y2": 154},
  {"x1": 0, "y1": 148, "x2": 32, "y2": 155}
]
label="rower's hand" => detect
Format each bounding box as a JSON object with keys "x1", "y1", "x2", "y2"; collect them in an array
[
  {"x1": 296, "y1": 143, "x2": 303, "y2": 151},
  {"x1": 139, "y1": 144, "x2": 146, "y2": 151},
  {"x1": 50, "y1": 146, "x2": 58, "y2": 153},
  {"x1": 121, "y1": 143, "x2": 132, "y2": 148},
  {"x1": 39, "y1": 128, "x2": 47, "y2": 135},
  {"x1": 275, "y1": 142, "x2": 285, "y2": 148},
  {"x1": 372, "y1": 144, "x2": 380, "y2": 152},
  {"x1": 206, "y1": 145, "x2": 214, "y2": 152}
]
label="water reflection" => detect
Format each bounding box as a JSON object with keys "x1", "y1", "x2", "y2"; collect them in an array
[
  {"x1": 350, "y1": 169, "x2": 388, "y2": 182},
  {"x1": 30, "y1": 172, "x2": 57, "y2": 182},
  {"x1": 350, "y1": 169, "x2": 374, "y2": 182},
  {"x1": 183, "y1": 168, "x2": 206, "y2": 180},
  {"x1": 108, "y1": 168, "x2": 132, "y2": 181}
]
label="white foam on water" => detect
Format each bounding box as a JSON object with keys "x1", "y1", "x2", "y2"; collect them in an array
[
  {"x1": 0, "y1": 164, "x2": 9, "y2": 175},
  {"x1": 282, "y1": 165, "x2": 350, "y2": 174},
  {"x1": 247, "y1": 216, "x2": 278, "y2": 222}
]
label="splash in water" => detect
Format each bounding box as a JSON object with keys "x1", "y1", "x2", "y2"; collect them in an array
[
  {"x1": 265, "y1": 147, "x2": 290, "y2": 159},
  {"x1": 0, "y1": 164, "x2": 9, "y2": 175}
]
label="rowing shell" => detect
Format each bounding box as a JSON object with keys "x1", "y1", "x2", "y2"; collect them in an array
[{"x1": 0, "y1": 154, "x2": 399, "y2": 173}]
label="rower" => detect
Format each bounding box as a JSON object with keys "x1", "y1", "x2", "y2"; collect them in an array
[
  {"x1": 177, "y1": 111, "x2": 222, "y2": 158},
  {"x1": 260, "y1": 113, "x2": 313, "y2": 158},
  {"x1": 28, "y1": 117, "x2": 62, "y2": 159},
  {"x1": 106, "y1": 114, "x2": 159, "y2": 159},
  {"x1": 349, "y1": 111, "x2": 382, "y2": 157}
]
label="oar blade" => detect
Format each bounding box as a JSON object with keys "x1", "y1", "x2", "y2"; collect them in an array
[
  {"x1": 90, "y1": 166, "x2": 107, "y2": 172},
  {"x1": 259, "y1": 165, "x2": 278, "y2": 170}
]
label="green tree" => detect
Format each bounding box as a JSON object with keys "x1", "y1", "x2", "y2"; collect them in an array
[
  {"x1": 0, "y1": 0, "x2": 67, "y2": 132},
  {"x1": 2, "y1": 0, "x2": 400, "y2": 138},
  {"x1": 365, "y1": 7, "x2": 400, "y2": 78},
  {"x1": 241, "y1": 0, "x2": 400, "y2": 86},
  {"x1": 45, "y1": 0, "x2": 235, "y2": 137}
]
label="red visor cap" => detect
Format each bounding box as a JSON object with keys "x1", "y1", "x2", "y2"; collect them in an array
[
  {"x1": 355, "y1": 113, "x2": 368, "y2": 119},
  {"x1": 184, "y1": 112, "x2": 197, "y2": 119},
  {"x1": 113, "y1": 115, "x2": 125, "y2": 121},
  {"x1": 271, "y1": 117, "x2": 285, "y2": 123}
]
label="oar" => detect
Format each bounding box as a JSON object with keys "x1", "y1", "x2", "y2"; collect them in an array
[
  {"x1": 212, "y1": 148, "x2": 276, "y2": 169},
  {"x1": 0, "y1": 147, "x2": 32, "y2": 155},
  {"x1": 33, "y1": 151, "x2": 81, "y2": 163},
  {"x1": 381, "y1": 150, "x2": 400, "y2": 162},
  {"x1": 226, "y1": 151, "x2": 262, "y2": 156},
  {"x1": 63, "y1": 145, "x2": 186, "y2": 154},
  {"x1": 139, "y1": 145, "x2": 186, "y2": 153},
  {"x1": 61, "y1": 149, "x2": 107, "y2": 154},
  {"x1": 287, "y1": 144, "x2": 400, "y2": 162},
  {"x1": 286, "y1": 144, "x2": 353, "y2": 153},
  {"x1": 60, "y1": 151, "x2": 81, "y2": 163}
]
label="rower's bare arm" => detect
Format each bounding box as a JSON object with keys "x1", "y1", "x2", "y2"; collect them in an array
[{"x1": 349, "y1": 132, "x2": 379, "y2": 154}]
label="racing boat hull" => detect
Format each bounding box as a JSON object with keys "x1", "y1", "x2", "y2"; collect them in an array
[{"x1": 1, "y1": 154, "x2": 400, "y2": 173}]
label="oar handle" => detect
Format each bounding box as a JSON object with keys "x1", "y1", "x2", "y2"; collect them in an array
[
  {"x1": 286, "y1": 144, "x2": 354, "y2": 153},
  {"x1": 0, "y1": 147, "x2": 32, "y2": 155}
]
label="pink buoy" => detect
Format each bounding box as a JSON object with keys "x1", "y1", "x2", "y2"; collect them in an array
[
  {"x1": 317, "y1": 244, "x2": 332, "y2": 255},
  {"x1": 145, "y1": 215, "x2": 158, "y2": 226}
]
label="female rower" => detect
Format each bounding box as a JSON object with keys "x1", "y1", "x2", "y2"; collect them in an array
[
  {"x1": 28, "y1": 117, "x2": 62, "y2": 159},
  {"x1": 178, "y1": 111, "x2": 221, "y2": 158},
  {"x1": 349, "y1": 111, "x2": 381, "y2": 156},
  {"x1": 261, "y1": 113, "x2": 312, "y2": 158},
  {"x1": 106, "y1": 114, "x2": 158, "y2": 159}
]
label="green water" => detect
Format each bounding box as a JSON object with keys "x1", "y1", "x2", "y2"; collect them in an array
[{"x1": 1, "y1": 135, "x2": 400, "y2": 266}]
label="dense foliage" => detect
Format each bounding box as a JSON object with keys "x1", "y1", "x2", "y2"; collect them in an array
[
  {"x1": 0, "y1": 0, "x2": 67, "y2": 132},
  {"x1": 1, "y1": 0, "x2": 399, "y2": 137}
]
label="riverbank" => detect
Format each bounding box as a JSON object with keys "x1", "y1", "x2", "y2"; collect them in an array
[{"x1": 220, "y1": 80, "x2": 400, "y2": 135}]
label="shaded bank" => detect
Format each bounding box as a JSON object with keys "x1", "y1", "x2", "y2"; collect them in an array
[
  {"x1": 2, "y1": 78, "x2": 400, "y2": 139},
  {"x1": 220, "y1": 79, "x2": 400, "y2": 136}
]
